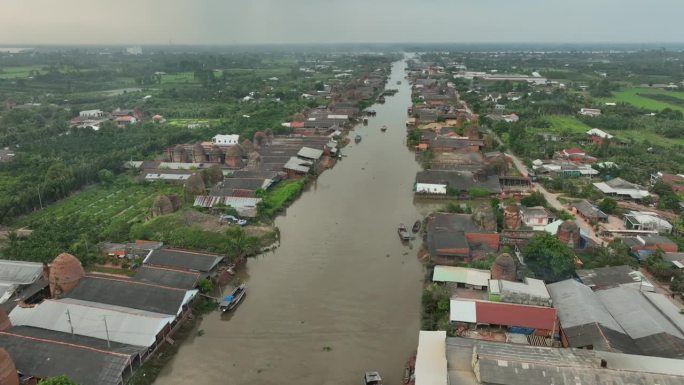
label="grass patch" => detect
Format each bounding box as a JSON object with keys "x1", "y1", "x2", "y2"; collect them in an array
[
  {"x1": 529, "y1": 115, "x2": 591, "y2": 134},
  {"x1": 0, "y1": 65, "x2": 46, "y2": 79},
  {"x1": 602, "y1": 87, "x2": 684, "y2": 112},
  {"x1": 129, "y1": 211, "x2": 265, "y2": 260},
  {"x1": 618, "y1": 129, "x2": 684, "y2": 146},
  {"x1": 160, "y1": 72, "x2": 196, "y2": 84},
  {"x1": 258, "y1": 178, "x2": 308, "y2": 218},
  {"x1": 166, "y1": 118, "x2": 223, "y2": 128}
]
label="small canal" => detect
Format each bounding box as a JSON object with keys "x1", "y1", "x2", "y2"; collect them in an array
[{"x1": 156, "y1": 57, "x2": 429, "y2": 385}]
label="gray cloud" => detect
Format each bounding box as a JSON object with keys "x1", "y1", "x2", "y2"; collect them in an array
[{"x1": 1, "y1": 0, "x2": 683, "y2": 45}]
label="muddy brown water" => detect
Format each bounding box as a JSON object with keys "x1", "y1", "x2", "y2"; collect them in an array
[{"x1": 155, "y1": 58, "x2": 434, "y2": 385}]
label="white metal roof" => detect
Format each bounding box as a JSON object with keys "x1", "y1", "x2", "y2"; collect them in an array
[
  {"x1": 593, "y1": 182, "x2": 650, "y2": 199},
  {"x1": 283, "y1": 157, "x2": 311, "y2": 173},
  {"x1": 587, "y1": 128, "x2": 614, "y2": 139},
  {"x1": 0, "y1": 260, "x2": 43, "y2": 285},
  {"x1": 450, "y1": 299, "x2": 477, "y2": 323},
  {"x1": 144, "y1": 173, "x2": 192, "y2": 181},
  {"x1": 493, "y1": 277, "x2": 550, "y2": 300},
  {"x1": 415, "y1": 331, "x2": 448, "y2": 385},
  {"x1": 432, "y1": 266, "x2": 490, "y2": 287},
  {"x1": 297, "y1": 147, "x2": 324, "y2": 160},
  {"x1": 9, "y1": 298, "x2": 174, "y2": 347},
  {"x1": 158, "y1": 162, "x2": 204, "y2": 170}
]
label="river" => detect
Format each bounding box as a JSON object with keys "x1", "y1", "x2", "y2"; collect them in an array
[{"x1": 155, "y1": 57, "x2": 429, "y2": 385}]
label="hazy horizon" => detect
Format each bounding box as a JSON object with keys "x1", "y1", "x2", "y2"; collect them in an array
[{"x1": 2, "y1": 0, "x2": 684, "y2": 46}]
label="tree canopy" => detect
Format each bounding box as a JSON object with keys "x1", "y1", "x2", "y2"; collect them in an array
[{"x1": 523, "y1": 232, "x2": 576, "y2": 282}]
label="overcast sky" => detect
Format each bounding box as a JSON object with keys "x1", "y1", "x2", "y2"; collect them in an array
[{"x1": 2, "y1": 0, "x2": 684, "y2": 45}]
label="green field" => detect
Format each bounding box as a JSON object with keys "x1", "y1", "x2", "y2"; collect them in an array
[
  {"x1": 20, "y1": 179, "x2": 182, "y2": 227},
  {"x1": 603, "y1": 87, "x2": 684, "y2": 112},
  {"x1": 618, "y1": 129, "x2": 684, "y2": 147},
  {"x1": 529, "y1": 115, "x2": 591, "y2": 134},
  {"x1": 166, "y1": 118, "x2": 223, "y2": 128},
  {"x1": 160, "y1": 72, "x2": 197, "y2": 84},
  {"x1": 0, "y1": 65, "x2": 46, "y2": 79}
]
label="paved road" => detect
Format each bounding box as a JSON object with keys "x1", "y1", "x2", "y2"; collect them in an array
[{"x1": 487, "y1": 129, "x2": 603, "y2": 244}]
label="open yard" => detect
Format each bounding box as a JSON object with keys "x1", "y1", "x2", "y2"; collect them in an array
[
  {"x1": 0, "y1": 65, "x2": 46, "y2": 79},
  {"x1": 160, "y1": 72, "x2": 197, "y2": 84},
  {"x1": 529, "y1": 115, "x2": 591, "y2": 134},
  {"x1": 617, "y1": 129, "x2": 684, "y2": 147},
  {"x1": 603, "y1": 87, "x2": 684, "y2": 112}
]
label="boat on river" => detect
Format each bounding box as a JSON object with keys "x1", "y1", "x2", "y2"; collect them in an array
[
  {"x1": 412, "y1": 220, "x2": 421, "y2": 233},
  {"x1": 381, "y1": 125, "x2": 388, "y2": 132},
  {"x1": 403, "y1": 356, "x2": 416, "y2": 385},
  {"x1": 219, "y1": 283, "x2": 246, "y2": 312},
  {"x1": 397, "y1": 80, "x2": 402, "y2": 85},
  {"x1": 355, "y1": 134, "x2": 362, "y2": 143},
  {"x1": 364, "y1": 371, "x2": 383, "y2": 385},
  {"x1": 398, "y1": 224, "x2": 411, "y2": 241}
]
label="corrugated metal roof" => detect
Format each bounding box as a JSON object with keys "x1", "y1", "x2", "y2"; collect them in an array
[
  {"x1": 0, "y1": 330, "x2": 131, "y2": 385},
  {"x1": 297, "y1": 147, "x2": 323, "y2": 160},
  {"x1": 476, "y1": 300, "x2": 558, "y2": 330},
  {"x1": 283, "y1": 157, "x2": 311, "y2": 173},
  {"x1": 450, "y1": 300, "x2": 477, "y2": 323},
  {"x1": 9, "y1": 298, "x2": 174, "y2": 347},
  {"x1": 471, "y1": 339, "x2": 684, "y2": 385},
  {"x1": 144, "y1": 248, "x2": 223, "y2": 273},
  {"x1": 415, "y1": 331, "x2": 448, "y2": 385},
  {"x1": 65, "y1": 276, "x2": 196, "y2": 316},
  {"x1": 547, "y1": 279, "x2": 624, "y2": 332},
  {"x1": 596, "y1": 286, "x2": 684, "y2": 339},
  {"x1": 0, "y1": 260, "x2": 43, "y2": 285},
  {"x1": 433, "y1": 266, "x2": 489, "y2": 287}
]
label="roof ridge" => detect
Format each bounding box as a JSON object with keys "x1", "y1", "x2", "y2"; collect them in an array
[
  {"x1": 85, "y1": 275, "x2": 186, "y2": 292},
  {"x1": 0, "y1": 330, "x2": 131, "y2": 358}
]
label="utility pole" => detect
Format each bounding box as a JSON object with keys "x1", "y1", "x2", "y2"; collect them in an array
[
  {"x1": 66, "y1": 308, "x2": 74, "y2": 337},
  {"x1": 103, "y1": 316, "x2": 111, "y2": 348},
  {"x1": 37, "y1": 186, "x2": 43, "y2": 209}
]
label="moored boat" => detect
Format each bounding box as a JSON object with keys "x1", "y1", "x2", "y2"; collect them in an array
[
  {"x1": 364, "y1": 371, "x2": 383, "y2": 385},
  {"x1": 219, "y1": 283, "x2": 246, "y2": 312},
  {"x1": 355, "y1": 134, "x2": 362, "y2": 143},
  {"x1": 381, "y1": 125, "x2": 387, "y2": 132},
  {"x1": 403, "y1": 355, "x2": 416, "y2": 385},
  {"x1": 412, "y1": 220, "x2": 421, "y2": 233},
  {"x1": 398, "y1": 224, "x2": 411, "y2": 241}
]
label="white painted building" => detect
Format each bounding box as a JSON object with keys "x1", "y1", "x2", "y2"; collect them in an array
[
  {"x1": 212, "y1": 134, "x2": 240, "y2": 146},
  {"x1": 415, "y1": 183, "x2": 447, "y2": 195},
  {"x1": 79, "y1": 109, "x2": 104, "y2": 118}
]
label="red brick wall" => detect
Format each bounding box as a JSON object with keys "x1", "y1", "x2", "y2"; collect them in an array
[{"x1": 465, "y1": 233, "x2": 500, "y2": 250}]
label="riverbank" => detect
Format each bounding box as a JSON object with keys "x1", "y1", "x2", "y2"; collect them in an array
[{"x1": 153, "y1": 57, "x2": 427, "y2": 385}]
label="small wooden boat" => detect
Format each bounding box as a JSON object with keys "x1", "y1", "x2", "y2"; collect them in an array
[
  {"x1": 381, "y1": 125, "x2": 388, "y2": 132},
  {"x1": 378, "y1": 96, "x2": 385, "y2": 103},
  {"x1": 364, "y1": 371, "x2": 383, "y2": 385},
  {"x1": 412, "y1": 220, "x2": 421, "y2": 233},
  {"x1": 355, "y1": 134, "x2": 362, "y2": 143},
  {"x1": 398, "y1": 224, "x2": 411, "y2": 241},
  {"x1": 219, "y1": 283, "x2": 246, "y2": 312},
  {"x1": 403, "y1": 356, "x2": 416, "y2": 385},
  {"x1": 397, "y1": 80, "x2": 402, "y2": 85}
]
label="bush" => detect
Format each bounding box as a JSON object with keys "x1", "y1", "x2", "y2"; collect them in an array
[
  {"x1": 598, "y1": 197, "x2": 618, "y2": 214},
  {"x1": 198, "y1": 278, "x2": 214, "y2": 294},
  {"x1": 521, "y1": 191, "x2": 547, "y2": 207}
]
